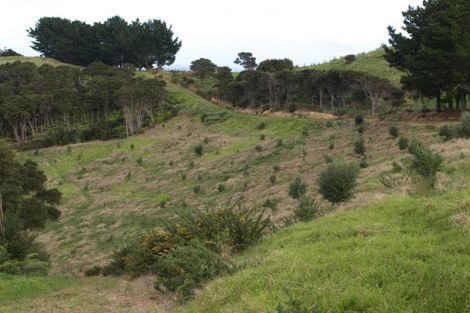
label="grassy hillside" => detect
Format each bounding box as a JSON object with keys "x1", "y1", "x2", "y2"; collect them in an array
[
  {"x1": 310, "y1": 49, "x2": 404, "y2": 87},
  {"x1": 3, "y1": 77, "x2": 469, "y2": 312},
  {"x1": 175, "y1": 188, "x2": 470, "y2": 313},
  {"x1": 0, "y1": 56, "x2": 74, "y2": 67},
  {"x1": 17, "y1": 83, "x2": 458, "y2": 274}
]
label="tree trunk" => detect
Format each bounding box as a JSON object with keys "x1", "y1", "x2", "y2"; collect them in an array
[{"x1": 436, "y1": 91, "x2": 442, "y2": 112}]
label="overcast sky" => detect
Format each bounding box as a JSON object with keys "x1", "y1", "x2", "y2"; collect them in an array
[{"x1": 1, "y1": 0, "x2": 422, "y2": 69}]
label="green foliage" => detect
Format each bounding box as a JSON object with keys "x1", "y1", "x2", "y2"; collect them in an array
[
  {"x1": 438, "y1": 125, "x2": 455, "y2": 142},
  {"x1": 136, "y1": 157, "x2": 144, "y2": 166},
  {"x1": 194, "y1": 144, "x2": 204, "y2": 156},
  {"x1": 288, "y1": 176, "x2": 307, "y2": 200},
  {"x1": 260, "y1": 134, "x2": 266, "y2": 140},
  {"x1": 0, "y1": 253, "x2": 50, "y2": 276},
  {"x1": 458, "y1": 112, "x2": 470, "y2": 138},
  {"x1": 389, "y1": 126, "x2": 399, "y2": 138},
  {"x1": 354, "y1": 114, "x2": 364, "y2": 126},
  {"x1": 154, "y1": 240, "x2": 230, "y2": 302},
  {"x1": 255, "y1": 145, "x2": 263, "y2": 152},
  {"x1": 357, "y1": 124, "x2": 365, "y2": 134},
  {"x1": 190, "y1": 58, "x2": 217, "y2": 84},
  {"x1": 354, "y1": 138, "x2": 366, "y2": 156},
  {"x1": 398, "y1": 136, "x2": 409, "y2": 150},
  {"x1": 257, "y1": 59, "x2": 294, "y2": 72},
  {"x1": 234, "y1": 52, "x2": 257, "y2": 70},
  {"x1": 407, "y1": 140, "x2": 443, "y2": 188},
  {"x1": 318, "y1": 161, "x2": 359, "y2": 203},
  {"x1": 276, "y1": 139, "x2": 283, "y2": 147},
  {"x1": 344, "y1": 54, "x2": 356, "y2": 64},
  {"x1": 200, "y1": 108, "x2": 232, "y2": 125},
  {"x1": 28, "y1": 16, "x2": 181, "y2": 68},
  {"x1": 0, "y1": 143, "x2": 61, "y2": 261},
  {"x1": 263, "y1": 198, "x2": 279, "y2": 212},
  {"x1": 193, "y1": 185, "x2": 202, "y2": 194},
  {"x1": 269, "y1": 174, "x2": 277, "y2": 185},
  {"x1": 291, "y1": 196, "x2": 320, "y2": 222}
]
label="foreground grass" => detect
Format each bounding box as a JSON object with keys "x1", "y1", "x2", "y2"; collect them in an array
[
  {"x1": 174, "y1": 189, "x2": 470, "y2": 313},
  {"x1": 0, "y1": 273, "x2": 73, "y2": 304}
]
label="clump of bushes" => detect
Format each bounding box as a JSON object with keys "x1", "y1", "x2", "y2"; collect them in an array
[
  {"x1": 437, "y1": 112, "x2": 470, "y2": 141},
  {"x1": 102, "y1": 206, "x2": 270, "y2": 301},
  {"x1": 0, "y1": 247, "x2": 50, "y2": 276},
  {"x1": 200, "y1": 108, "x2": 232, "y2": 125},
  {"x1": 317, "y1": 161, "x2": 359, "y2": 203},
  {"x1": 288, "y1": 176, "x2": 307, "y2": 199},
  {"x1": 407, "y1": 139, "x2": 443, "y2": 188}
]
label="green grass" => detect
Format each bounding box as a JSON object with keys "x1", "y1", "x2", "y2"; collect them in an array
[
  {"x1": 309, "y1": 48, "x2": 404, "y2": 87},
  {"x1": 0, "y1": 274, "x2": 73, "y2": 304},
  {"x1": 175, "y1": 189, "x2": 470, "y2": 313},
  {"x1": 0, "y1": 56, "x2": 75, "y2": 67}
]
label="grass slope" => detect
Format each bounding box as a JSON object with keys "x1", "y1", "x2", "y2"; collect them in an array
[
  {"x1": 176, "y1": 189, "x2": 470, "y2": 313},
  {"x1": 0, "y1": 56, "x2": 74, "y2": 67},
  {"x1": 310, "y1": 49, "x2": 404, "y2": 87}
]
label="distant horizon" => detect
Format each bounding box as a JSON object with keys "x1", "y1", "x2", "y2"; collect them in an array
[{"x1": 1, "y1": 0, "x2": 422, "y2": 69}]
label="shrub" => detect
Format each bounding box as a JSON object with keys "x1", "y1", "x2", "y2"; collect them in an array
[
  {"x1": 194, "y1": 144, "x2": 204, "y2": 156},
  {"x1": 392, "y1": 161, "x2": 402, "y2": 173},
  {"x1": 438, "y1": 124, "x2": 455, "y2": 141},
  {"x1": 389, "y1": 126, "x2": 399, "y2": 138},
  {"x1": 328, "y1": 143, "x2": 335, "y2": 150},
  {"x1": 154, "y1": 240, "x2": 230, "y2": 302},
  {"x1": 0, "y1": 253, "x2": 50, "y2": 276},
  {"x1": 256, "y1": 122, "x2": 266, "y2": 130},
  {"x1": 85, "y1": 266, "x2": 102, "y2": 276},
  {"x1": 276, "y1": 139, "x2": 283, "y2": 147},
  {"x1": 288, "y1": 176, "x2": 307, "y2": 199},
  {"x1": 136, "y1": 157, "x2": 144, "y2": 166},
  {"x1": 200, "y1": 108, "x2": 231, "y2": 125},
  {"x1": 398, "y1": 136, "x2": 409, "y2": 150},
  {"x1": 457, "y1": 112, "x2": 470, "y2": 138},
  {"x1": 354, "y1": 114, "x2": 364, "y2": 126},
  {"x1": 354, "y1": 139, "x2": 366, "y2": 156},
  {"x1": 318, "y1": 162, "x2": 359, "y2": 203},
  {"x1": 193, "y1": 185, "x2": 201, "y2": 194},
  {"x1": 273, "y1": 164, "x2": 281, "y2": 172},
  {"x1": 292, "y1": 196, "x2": 320, "y2": 222},
  {"x1": 407, "y1": 140, "x2": 443, "y2": 188},
  {"x1": 217, "y1": 183, "x2": 226, "y2": 192},
  {"x1": 130, "y1": 143, "x2": 135, "y2": 150},
  {"x1": 255, "y1": 145, "x2": 263, "y2": 152},
  {"x1": 260, "y1": 134, "x2": 266, "y2": 140},
  {"x1": 301, "y1": 127, "x2": 309, "y2": 137}
]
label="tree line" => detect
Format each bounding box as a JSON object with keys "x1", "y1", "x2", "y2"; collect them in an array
[
  {"x1": 28, "y1": 16, "x2": 182, "y2": 68},
  {"x1": 384, "y1": 0, "x2": 470, "y2": 111},
  {"x1": 183, "y1": 57, "x2": 404, "y2": 114},
  {"x1": 0, "y1": 61, "x2": 171, "y2": 147}
]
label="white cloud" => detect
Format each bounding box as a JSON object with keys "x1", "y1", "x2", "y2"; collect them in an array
[{"x1": 0, "y1": 0, "x2": 422, "y2": 68}]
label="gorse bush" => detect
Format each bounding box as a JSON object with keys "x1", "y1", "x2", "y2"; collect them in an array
[
  {"x1": 407, "y1": 140, "x2": 443, "y2": 188},
  {"x1": 318, "y1": 161, "x2": 359, "y2": 203},
  {"x1": 288, "y1": 176, "x2": 307, "y2": 199},
  {"x1": 154, "y1": 240, "x2": 230, "y2": 302},
  {"x1": 103, "y1": 205, "x2": 270, "y2": 300}
]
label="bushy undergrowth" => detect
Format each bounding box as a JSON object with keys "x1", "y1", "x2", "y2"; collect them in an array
[
  {"x1": 200, "y1": 108, "x2": 232, "y2": 125},
  {"x1": 437, "y1": 112, "x2": 470, "y2": 141},
  {"x1": 288, "y1": 176, "x2": 307, "y2": 200},
  {"x1": 407, "y1": 140, "x2": 443, "y2": 188},
  {"x1": 317, "y1": 161, "x2": 359, "y2": 203},
  {"x1": 101, "y1": 206, "x2": 270, "y2": 301},
  {"x1": 0, "y1": 246, "x2": 49, "y2": 276}
]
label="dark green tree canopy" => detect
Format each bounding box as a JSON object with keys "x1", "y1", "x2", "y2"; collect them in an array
[
  {"x1": 0, "y1": 48, "x2": 22, "y2": 57},
  {"x1": 28, "y1": 16, "x2": 182, "y2": 68},
  {"x1": 234, "y1": 52, "x2": 257, "y2": 70},
  {"x1": 257, "y1": 58, "x2": 294, "y2": 72},
  {"x1": 0, "y1": 142, "x2": 61, "y2": 258},
  {"x1": 384, "y1": 0, "x2": 470, "y2": 111},
  {"x1": 190, "y1": 58, "x2": 217, "y2": 84}
]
